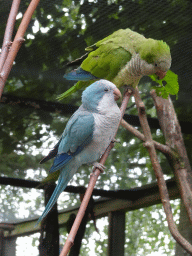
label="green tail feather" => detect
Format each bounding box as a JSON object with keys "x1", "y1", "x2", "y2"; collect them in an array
[
  {"x1": 41, "y1": 170, "x2": 60, "y2": 184},
  {"x1": 57, "y1": 83, "x2": 81, "y2": 100},
  {"x1": 57, "y1": 80, "x2": 96, "y2": 100}
]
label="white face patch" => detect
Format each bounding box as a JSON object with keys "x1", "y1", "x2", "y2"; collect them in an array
[
  {"x1": 82, "y1": 79, "x2": 119, "y2": 111},
  {"x1": 96, "y1": 91, "x2": 115, "y2": 114}
]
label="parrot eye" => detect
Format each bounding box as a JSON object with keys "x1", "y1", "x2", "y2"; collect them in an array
[
  {"x1": 154, "y1": 63, "x2": 158, "y2": 67},
  {"x1": 104, "y1": 88, "x2": 109, "y2": 92}
]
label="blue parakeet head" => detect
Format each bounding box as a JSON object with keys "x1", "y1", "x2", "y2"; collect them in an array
[{"x1": 82, "y1": 79, "x2": 121, "y2": 111}]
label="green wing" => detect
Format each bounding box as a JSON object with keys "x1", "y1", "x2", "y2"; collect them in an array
[
  {"x1": 82, "y1": 44, "x2": 131, "y2": 79},
  {"x1": 58, "y1": 43, "x2": 132, "y2": 100},
  {"x1": 86, "y1": 28, "x2": 145, "y2": 53}
]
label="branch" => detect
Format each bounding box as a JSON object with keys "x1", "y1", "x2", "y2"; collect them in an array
[
  {"x1": 0, "y1": 0, "x2": 21, "y2": 72},
  {"x1": 0, "y1": 0, "x2": 41, "y2": 98},
  {"x1": 59, "y1": 87, "x2": 133, "y2": 256},
  {"x1": 1, "y1": 93, "x2": 78, "y2": 115},
  {"x1": 134, "y1": 87, "x2": 192, "y2": 254},
  {"x1": 2, "y1": 93, "x2": 192, "y2": 134},
  {"x1": 121, "y1": 119, "x2": 171, "y2": 155},
  {"x1": 151, "y1": 90, "x2": 192, "y2": 225}
]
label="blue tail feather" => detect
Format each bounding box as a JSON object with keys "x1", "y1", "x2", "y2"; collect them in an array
[
  {"x1": 64, "y1": 67, "x2": 98, "y2": 81},
  {"x1": 36, "y1": 163, "x2": 77, "y2": 225},
  {"x1": 36, "y1": 176, "x2": 65, "y2": 225}
]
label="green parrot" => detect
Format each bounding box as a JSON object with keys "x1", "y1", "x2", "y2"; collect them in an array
[{"x1": 58, "y1": 28, "x2": 172, "y2": 100}]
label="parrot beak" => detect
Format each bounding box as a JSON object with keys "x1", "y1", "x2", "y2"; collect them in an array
[
  {"x1": 113, "y1": 88, "x2": 122, "y2": 101},
  {"x1": 155, "y1": 70, "x2": 167, "y2": 80}
]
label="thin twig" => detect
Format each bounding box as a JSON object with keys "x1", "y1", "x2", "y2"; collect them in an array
[
  {"x1": 151, "y1": 90, "x2": 192, "y2": 225},
  {"x1": 59, "y1": 87, "x2": 133, "y2": 256},
  {"x1": 134, "y1": 87, "x2": 192, "y2": 254},
  {"x1": 0, "y1": 0, "x2": 41, "y2": 98},
  {"x1": 121, "y1": 119, "x2": 171, "y2": 155},
  {"x1": 0, "y1": 0, "x2": 21, "y2": 72}
]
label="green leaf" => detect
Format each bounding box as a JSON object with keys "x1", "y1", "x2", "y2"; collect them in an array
[{"x1": 149, "y1": 70, "x2": 179, "y2": 99}]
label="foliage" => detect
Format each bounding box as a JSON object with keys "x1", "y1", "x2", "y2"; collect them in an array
[{"x1": 150, "y1": 70, "x2": 179, "y2": 99}]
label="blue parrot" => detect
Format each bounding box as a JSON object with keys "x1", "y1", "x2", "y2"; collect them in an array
[{"x1": 37, "y1": 79, "x2": 121, "y2": 224}]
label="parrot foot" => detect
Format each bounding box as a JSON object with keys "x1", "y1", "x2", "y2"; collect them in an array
[
  {"x1": 93, "y1": 162, "x2": 106, "y2": 173},
  {"x1": 111, "y1": 139, "x2": 121, "y2": 144},
  {"x1": 123, "y1": 85, "x2": 135, "y2": 94}
]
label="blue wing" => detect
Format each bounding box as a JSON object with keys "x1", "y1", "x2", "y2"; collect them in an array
[
  {"x1": 42, "y1": 109, "x2": 95, "y2": 173},
  {"x1": 59, "y1": 109, "x2": 94, "y2": 153},
  {"x1": 64, "y1": 67, "x2": 98, "y2": 81},
  {"x1": 49, "y1": 133, "x2": 93, "y2": 173}
]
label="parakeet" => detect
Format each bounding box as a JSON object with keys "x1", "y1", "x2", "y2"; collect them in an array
[
  {"x1": 58, "y1": 28, "x2": 171, "y2": 100},
  {"x1": 37, "y1": 79, "x2": 121, "y2": 224}
]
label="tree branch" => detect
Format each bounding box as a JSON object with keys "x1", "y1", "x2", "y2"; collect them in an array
[
  {"x1": 2, "y1": 93, "x2": 192, "y2": 134},
  {"x1": 134, "y1": 87, "x2": 192, "y2": 254},
  {"x1": 121, "y1": 119, "x2": 171, "y2": 155},
  {"x1": 151, "y1": 90, "x2": 192, "y2": 225},
  {"x1": 0, "y1": 0, "x2": 41, "y2": 98},
  {"x1": 0, "y1": 0, "x2": 21, "y2": 72},
  {"x1": 1, "y1": 93, "x2": 78, "y2": 115}
]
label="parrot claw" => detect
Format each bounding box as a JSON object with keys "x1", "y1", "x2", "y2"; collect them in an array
[
  {"x1": 111, "y1": 138, "x2": 121, "y2": 144},
  {"x1": 93, "y1": 162, "x2": 106, "y2": 172},
  {"x1": 123, "y1": 85, "x2": 135, "y2": 94}
]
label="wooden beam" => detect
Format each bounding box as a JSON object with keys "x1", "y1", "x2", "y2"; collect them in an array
[
  {"x1": 0, "y1": 224, "x2": 14, "y2": 231},
  {"x1": 0, "y1": 229, "x2": 16, "y2": 256},
  {"x1": 108, "y1": 211, "x2": 125, "y2": 256},
  {"x1": 0, "y1": 230, "x2": 3, "y2": 256},
  {"x1": 39, "y1": 183, "x2": 59, "y2": 256},
  {"x1": 4, "y1": 183, "x2": 179, "y2": 238},
  {"x1": 0, "y1": 176, "x2": 177, "y2": 200}
]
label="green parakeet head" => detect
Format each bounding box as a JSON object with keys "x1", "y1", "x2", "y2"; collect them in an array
[{"x1": 138, "y1": 39, "x2": 171, "y2": 79}]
